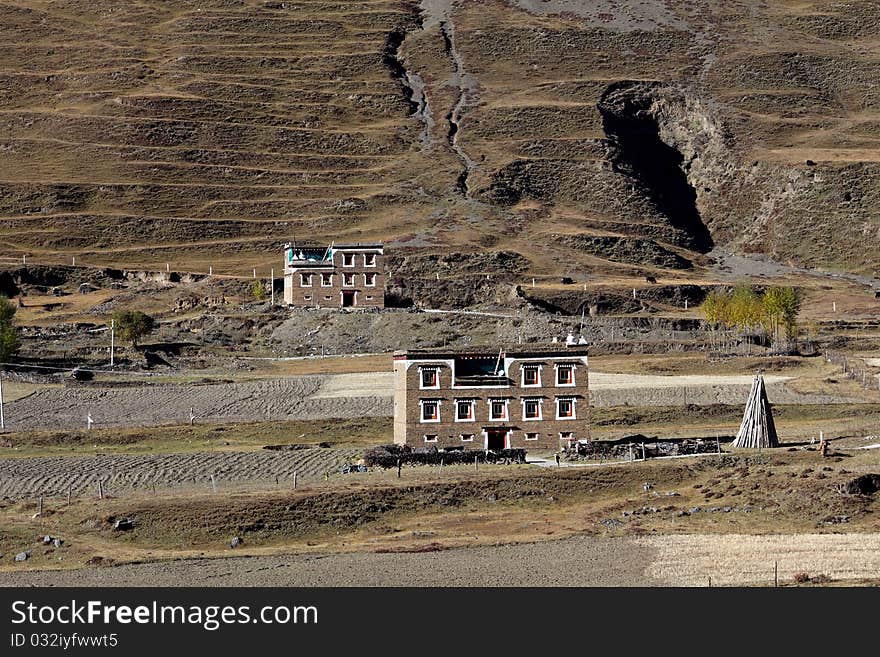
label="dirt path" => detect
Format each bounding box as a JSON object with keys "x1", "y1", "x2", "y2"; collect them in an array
[
  {"x1": 2, "y1": 532, "x2": 877, "y2": 586},
  {"x1": 0, "y1": 448, "x2": 363, "y2": 498}
]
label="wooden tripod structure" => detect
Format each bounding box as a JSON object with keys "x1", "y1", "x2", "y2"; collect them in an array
[{"x1": 732, "y1": 374, "x2": 779, "y2": 449}]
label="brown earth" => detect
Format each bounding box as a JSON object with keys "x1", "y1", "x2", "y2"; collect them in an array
[
  {"x1": 2, "y1": 448, "x2": 880, "y2": 585},
  {"x1": 0, "y1": 0, "x2": 878, "y2": 295}
]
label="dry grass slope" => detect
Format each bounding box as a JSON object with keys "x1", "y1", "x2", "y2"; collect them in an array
[{"x1": 0, "y1": 0, "x2": 876, "y2": 285}]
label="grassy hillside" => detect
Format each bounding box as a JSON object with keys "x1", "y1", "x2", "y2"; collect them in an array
[{"x1": 0, "y1": 0, "x2": 878, "y2": 282}]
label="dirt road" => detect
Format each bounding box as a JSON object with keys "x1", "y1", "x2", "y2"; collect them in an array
[
  {"x1": 2, "y1": 532, "x2": 877, "y2": 586},
  {"x1": 0, "y1": 448, "x2": 363, "y2": 498}
]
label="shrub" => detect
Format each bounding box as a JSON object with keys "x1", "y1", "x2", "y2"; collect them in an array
[
  {"x1": 111, "y1": 310, "x2": 156, "y2": 346},
  {"x1": 0, "y1": 295, "x2": 19, "y2": 362}
]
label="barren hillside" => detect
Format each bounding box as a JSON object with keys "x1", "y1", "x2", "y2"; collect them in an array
[{"x1": 0, "y1": 0, "x2": 878, "y2": 283}]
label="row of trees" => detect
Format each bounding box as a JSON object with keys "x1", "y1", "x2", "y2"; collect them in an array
[{"x1": 702, "y1": 284, "x2": 802, "y2": 342}]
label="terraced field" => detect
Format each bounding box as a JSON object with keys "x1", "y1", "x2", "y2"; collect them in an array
[
  {"x1": 5, "y1": 375, "x2": 392, "y2": 430},
  {"x1": 0, "y1": 0, "x2": 878, "y2": 288},
  {"x1": 0, "y1": 447, "x2": 363, "y2": 498}
]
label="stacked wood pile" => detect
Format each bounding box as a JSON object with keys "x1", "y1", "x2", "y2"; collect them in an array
[
  {"x1": 731, "y1": 375, "x2": 779, "y2": 449},
  {"x1": 564, "y1": 436, "x2": 723, "y2": 461},
  {"x1": 364, "y1": 445, "x2": 526, "y2": 468}
]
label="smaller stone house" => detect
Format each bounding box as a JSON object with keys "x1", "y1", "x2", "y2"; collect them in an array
[{"x1": 282, "y1": 242, "x2": 384, "y2": 308}]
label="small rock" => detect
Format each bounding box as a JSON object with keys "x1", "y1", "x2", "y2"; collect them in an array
[
  {"x1": 42, "y1": 535, "x2": 52, "y2": 545},
  {"x1": 487, "y1": 494, "x2": 497, "y2": 502},
  {"x1": 689, "y1": 507, "x2": 702, "y2": 514},
  {"x1": 230, "y1": 537, "x2": 242, "y2": 549},
  {"x1": 53, "y1": 539, "x2": 63, "y2": 549},
  {"x1": 113, "y1": 518, "x2": 134, "y2": 531},
  {"x1": 722, "y1": 507, "x2": 732, "y2": 513},
  {"x1": 14, "y1": 551, "x2": 29, "y2": 562}
]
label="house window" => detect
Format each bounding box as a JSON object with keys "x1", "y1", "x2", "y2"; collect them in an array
[
  {"x1": 556, "y1": 398, "x2": 575, "y2": 420},
  {"x1": 559, "y1": 431, "x2": 574, "y2": 442},
  {"x1": 522, "y1": 365, "x2": 541, "y2": 387},
  {"x1": 556, "y1": 365, "x2": 575, "y2": 386},
  {"x1": 365, "y1": 295, "x2": 373, "y2": 300},
  {"x1": 343, "y1": 273, "x2": 356, "y2": 287},
  {"x1": 304, "y1": 294, "x2": 312, "y2": 301},
  {"x1": 342, "y1": 253, "x2": 355, "y2": 267},
  {"x1": 300, "y1": 273, "x2": 312, "y2": 287},
  {"x1": 522, "y1": 399, "x2": 542, "y2": 420},
  {"x1": 364, "y1": 273, "x2": 376, "y2": 287},
  {"x1": 321, "y1": 273, "x2": 333, "y2": 287},
  {"x1": 424, "y1": 434, "x2": 438, "y2": 443},
  {"x1": 525, "y1": 432, "x2": 539, "y2": 441},
  {"x1": 420, "y1": 400, "x2": 440, "y2": 423},
  {"x1": 324, "y1": 295, "x2": 332, "y2": 301},
  {"x1": 460, "y1": 433, "x2": 474, "y2": 442},
  {"x1": 489, "y1": 399, "x2": 508, "y2": 421},
  {"x1": 455, "y1": 400, "x2": 475, "y2": 421},
  {"x1": 420, "y1": 368, "x2": 439, "y2": 389},
  {"x1": 364, "y1": 253, "x2": 376, "y2": 267}
]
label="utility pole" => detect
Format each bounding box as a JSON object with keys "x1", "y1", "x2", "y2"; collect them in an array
[
  {"x1": 110, "y1": 319, "x2": 115, "y2": 368},
  {"x1": 0, "y1": 371, "x2": 5, "y2": 430}
]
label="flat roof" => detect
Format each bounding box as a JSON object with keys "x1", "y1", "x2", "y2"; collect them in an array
[
  {"x1": 332, "y1": 242, "x2": 384, "y2": 250},
  {"x1": 394, "y1": 345, "x2": 589, "y2": 360}
]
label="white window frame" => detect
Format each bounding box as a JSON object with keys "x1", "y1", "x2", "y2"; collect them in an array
[
  {"x1": 343, "y1": 272, "x2": 356, "y2": 287},
  {"x1": 304, "y1": 294, "x2": 312, "y2": 301},
  {"x1": 300, "y1": 273, "x2": 313, "y2": 287},
  {"x1": 455, "y1": 399, "x2": 476, "y2": 422},
  {"x1": 555, "y1": 364, "x2": 576, "y2": 387},
  {"x1": 342, "y1": 253, "x2": 356, "y2": 267},
  {"x1": 521, "y1": 398, "x2": 543, "y2": 421},
  {"x1": 555, "y1": 398, "x2": 577, "y2": 420},
  {"x1": 559, "y1": 431, "x2": 574, "y2": 442},
  {"x1": 363, "y1": 272, "x2": 377, "y2": 287},
  {"x1": 460, "y1": 433, "x2": 474, "y2": 443},
  {"x1": 521, "y1": 364, "x2": 542, "y2": 388},
  {"x1": 323, "y1": 295, "x2": 332, "y2": 301},
  {"x1": 320, "y1": 273, "x2": 333, "y2": 287},
  {"x1": 364, "y1": 253, "x2": 377, "y2": 267},
  {"x1": 524, "y1": 432, "x2": 539, "y2": 441},
  {"x1": 419, "y1": 367, "x2": 440, "y2": 390},
  {"x1": 424, "y1": 434, "x2": 438, "y2": 443},
  {"x1": 419, "y1": 400, "x2": 441, "y2": 423},
  {"x1": 488, "y1": 398, "x2": 509, "y2": 422}
]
